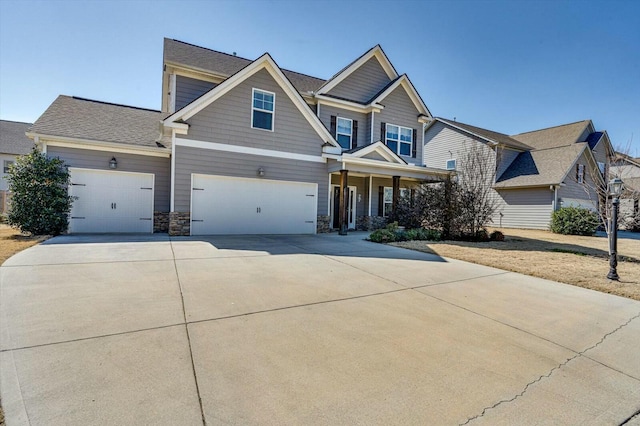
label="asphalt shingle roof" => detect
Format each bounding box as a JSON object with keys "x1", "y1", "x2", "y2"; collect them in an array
[
  {"x1": 511, "y1": 120, "x2": 591, "y2": 150},
  {"x1": 495, "y1": 143, "x2": 587, "y2": 188},
  {"x1": 164, "y1": 39, "x2": 326, "y2": 94},
  {"x1": 437, "y1": 118, "x2": 532, "y2": 151},
  {"x1": 0, "y1": 120, "x2": 34, "y2": 155},
  {"x1": 30, "y1": 96, "x2": 170, "y2": 149}
]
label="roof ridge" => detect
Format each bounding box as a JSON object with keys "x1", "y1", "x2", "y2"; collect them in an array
[
  {"x1": 530, "y1": 142, "x2": 586, "y2": 152},
  {"x1": 512, "y1": 119, "x2": 591, "y2": 136},
  {"x1": 70, "y1": 96, "x2": 161, "y2": 113},
  {"x1": 437, "y1": 117, "x2": 512, "y2": 137},
  {"x1": 0, "y1": 119, "x2": 32, "y2": 125}
]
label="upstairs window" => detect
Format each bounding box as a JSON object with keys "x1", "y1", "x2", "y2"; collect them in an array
[
  {"x1": 3, "y1": 160, "x2": 14, "y2": 174},
  {"x1": 446, "y1": 159, "x2": 457, "y2": 170},
  {"x1": 252, "y1": 88, "x2": 275, "y2": 131},
  {"x1": 576, "y1": 164, "x2": 585, "y2": 184},
  {"x1": 336, "y1": 117, "x2": 353, "y2": 150},
  {"x1": 385, "y1": 124, "x2": 413, "y2": 156},
  {"x1": 598, "y1": 162, "x2": 606, "y2": 176}
]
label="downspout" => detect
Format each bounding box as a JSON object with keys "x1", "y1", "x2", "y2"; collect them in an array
[
  {"x1": 552, "y1": 185, "x2": 558, "y2": 211},
  {"x1": 170, "y1": 130, "x2": 176, "y2": 212},
  {"x1": 370, "y1": 111, "x2": 375, "y2": 144}
]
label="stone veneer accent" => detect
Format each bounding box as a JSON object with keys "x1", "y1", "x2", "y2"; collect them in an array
[
  {"x1": 358, "y1": 216, "x2": 387, "y2": 231},
  {"x1": 169, "y1": 212, "x2": 191, "y2": 236},
  {"x1": 316, "y1": 215, "x2": 330, "y2": 233},
  {"x1": 154, "y1": 211, "x2": 169, "y2": 233}
]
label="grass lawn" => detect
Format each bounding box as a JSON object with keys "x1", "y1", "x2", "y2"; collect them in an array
[
  {"x1": 0, "y1": 224, "x2": 50, "y2": 426},
  {"x1": 393, "y1": 228, "x2": 640, "y2": 301}
]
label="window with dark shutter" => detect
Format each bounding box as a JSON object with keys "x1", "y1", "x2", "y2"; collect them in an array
[
  {"x1": 330, "y1": 115, "x2": 337, "y2": 137},
  {"x1": 352, "y1": 120, "x2": 358, "y2": 149},
  {"x1": 378, "y1": 186, "x2": 384, "y2": 216},
  {"x1": 412, "y1": 128, "x2": 417, "y2": 158},
  {"x1": 381, "y1": 122, "x2": 386, "y2": 142}
]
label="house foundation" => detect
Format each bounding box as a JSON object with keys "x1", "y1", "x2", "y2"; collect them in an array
[
  {"x1": 169, "y1": 212, "x2": 191, "y2": 236},
  {"x1": 154, "y1": 211, "x2": 170, "y2": 233}
]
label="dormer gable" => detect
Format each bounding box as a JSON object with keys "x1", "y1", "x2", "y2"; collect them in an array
[{"x1": 316, "y1": 45, "x2": 398, "y2": 104}]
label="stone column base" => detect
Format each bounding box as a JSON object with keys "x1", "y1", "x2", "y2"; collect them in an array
[
  {"x1": 169, "y1": 212, "x2": 191, "y2": 236},
  {"x1": 361, "y1": 216, "x2": 388, "y2": 231},
  {"x1": 154, "y1": 211, "x2": 170, "y2": 233},
  {"x1": 316, "y1": 215, "x2": 330, "y2": 233}
]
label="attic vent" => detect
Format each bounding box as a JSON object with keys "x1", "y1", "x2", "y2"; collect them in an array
[{"x1": 233, "y1": 52, "x2": 237, "y2": 56}]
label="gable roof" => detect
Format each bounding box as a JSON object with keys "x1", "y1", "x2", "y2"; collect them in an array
[
  {"x1": 29, "y1": 96, "x2": 169, "y2": 149},
  {"x1": 369, "y1": 75, "x2": 432, "y2": 118},
  {"x1": 435, "y1": 118, "x2": 532, "y2": 151},
  {"x1": 164, "y1": 38, "x2": 325, "y2": 94},
  {"x1": 343, "y1": 141, "x2": 407, "y2": 164},
  {"x1": 164, "y1": 52, "x2": 339, "y2": 149},
  {"x1": 495, "y1": 143, "x2": 591, "y2": 188},
  {"x1": 511, "y1": 120, "x2": 592, "y2": 150},
  {"x1": 316, "y1": 45, "x2": 398, "y2": 95},
  {"x1": 0, "y1": 120, "x2": 34, "y2": 155}
]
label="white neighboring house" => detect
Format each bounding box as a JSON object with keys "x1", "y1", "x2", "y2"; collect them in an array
[
  {"x1": 0, "y1": 120, "x2": 34, "y2": 212},
  {"x1": 610, "y1": 153, "x2": 640, "y2": 228},
  {"x1": 424, "y1": 118, "x2": 612, "y2": 230}
]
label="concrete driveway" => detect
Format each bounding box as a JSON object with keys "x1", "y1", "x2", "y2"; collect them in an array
[{"x1": 1, "y1": 233, "x2": 639, "y2": 425}]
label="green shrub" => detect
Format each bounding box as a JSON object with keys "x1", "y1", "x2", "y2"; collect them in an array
[
  {"x1": 368, "y1": 228, "x2": 396, "y2": 243},
  {"x1": 416, "y1": 228, "x2": 441, "y2": 241},
  {"x1": 6, "y1": 149, "x2": 74, "y2": 235},
  {"x1": 550, "y1": 207, "x2": 600, "y2": 236}
]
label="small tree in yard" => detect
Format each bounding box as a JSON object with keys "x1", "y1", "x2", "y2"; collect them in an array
[{"x1": 6, "y1": 148, "x2": 74, "y2": 235}]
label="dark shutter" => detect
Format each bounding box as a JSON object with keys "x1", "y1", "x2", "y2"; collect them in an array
[
  {"x1": 380, "y1": 122, "x2": 386, "y2": 143},
  {"x1": 412, "y1": 128, "x2": 418, "y2": 158},
  {"x1": 352, "y1": 120, "x2": 358, "y2": 149},
  {"x1": 378, "y1": 186, "x2": 384, "y2": 216},
  {"x1": 330, "y1": 115, "x2": 337, "y2": 138},
  {"x1": 576, "y1": 164, "x2": 579, "y2": 180}
]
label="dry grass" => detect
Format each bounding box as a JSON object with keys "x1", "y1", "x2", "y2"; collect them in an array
[{"x1": 393, "y1": 228, "x2": 640, "y2": 301}]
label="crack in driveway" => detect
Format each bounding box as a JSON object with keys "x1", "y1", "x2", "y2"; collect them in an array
[{"x1": 459, "y1": 312, "x2": 640, "y2": 425}]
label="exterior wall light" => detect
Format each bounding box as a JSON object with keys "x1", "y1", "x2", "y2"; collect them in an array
[
  {"x1": 257, "y1": 167, "x2": 265, "y2": 177},
  {"x1": 109, "y1": 157, "x2": 118, "y2": 169},
  {"x1": 607, "y1": 178, "x2": 624, "y2": 281}
]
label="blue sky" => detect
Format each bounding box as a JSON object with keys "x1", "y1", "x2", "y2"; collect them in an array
[{"x1": 1, "y1": 0, "x2": 638, "y2": 155}]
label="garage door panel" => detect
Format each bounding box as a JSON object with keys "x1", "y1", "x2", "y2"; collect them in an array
[
  {"x1": 191, "y1": 174, "x2": 317, "y2": 235},
  {"x1": 69, "y1": 169, "x2": 154, "y2": 234}
]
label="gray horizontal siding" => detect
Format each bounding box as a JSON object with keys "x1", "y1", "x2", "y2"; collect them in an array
[
  {"x1": 175, "y1": 75, "x2": 216, "y2": 111},
  {"x1": 318, "y1": 105, "x2": 367, "y2": 149},
  {"x1": 187, "y1": 69, "x2": 324, "y2": 157},
  {"x1": 327, "y1": 57, "x2": 392, "y2": 104},
  {"x1": 494, "y1": 188, "x2": 553, "y2": 229},
  {"x1": 47, "y1": 146, "x2": 170, "y2": 212},
  {"x1": 376, "y1": 86, "x2": 423, "y2": 165},
  {"x1": 174, "y1": 146, "x2": 328, "y2": 214},
  {"x1": 424, "y1": 121, "x2": 497, "y2": 174},
  {"x1": 558, "y1": 150, "x2": 598, "y2": 207}
]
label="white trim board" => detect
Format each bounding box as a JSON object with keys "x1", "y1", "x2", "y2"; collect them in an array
[
  {"x1": 175, "y1": 137, "x2": 326, "y2": 163},
  {"x1": 27, "y1": 134, "x2": 171, "y2": 158}
]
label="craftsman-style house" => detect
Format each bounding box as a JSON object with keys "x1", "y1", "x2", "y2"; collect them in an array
[{"x1": 27, "y1": 39, "x2": 452, "y2": 235}]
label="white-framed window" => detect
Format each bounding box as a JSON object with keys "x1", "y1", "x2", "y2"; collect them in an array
[
  {"x1": 3, "y1": 160, "x2": 14, "y2": 174},
  {"x1": 446, "y1": 159, "x2": 457, "y2": 170},
  {"x1": 598, "y1": 162, "x2": 606, "y2": 176},
  {"x1": 383, "y1": 187, "x2": 409, "y2": 217},
  {"x1": 251, "y1": 88, "x2": 275, "y2": 131},
  {"x1": 385, "y1": 124, "x2": 412, "y2": 156},
  {"x1": 336, "y1": 117, "x2": 353, "y2": 150},
  {"x1": 577, "y1": 164, "x2": 585, "y2": 184}
]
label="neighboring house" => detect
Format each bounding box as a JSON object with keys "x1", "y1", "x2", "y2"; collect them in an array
[
  {"x1": 0, "y1": 120, "x2": 34, "y2": 212},
  {"x1": 610, "y1": 153, "x2": 640, "y2": 227},
  {"x1": 424, "y1": 118, "x2": 612, "y2": 229},
  {"x1": 27, "y1": 39, "x2": 452, "y2": 235}
]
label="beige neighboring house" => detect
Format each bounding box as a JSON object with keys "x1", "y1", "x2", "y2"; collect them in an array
[
  {"x1": 0, "y1": 120, "x2": 35, "y2": 212},
  {"x1": 611, "y1": 153, "x2": 640, "y2": 228},
  {"x1": 424, "y1": 119, "x2": 612, "y2": 230}
]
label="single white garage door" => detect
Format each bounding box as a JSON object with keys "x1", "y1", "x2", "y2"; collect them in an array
[
  {"x1": 68, "y1": 168, "x2": 154, "y2": 233},
  {"x1": 191, "y1": 174, "x2": 317, "y2": 235}
]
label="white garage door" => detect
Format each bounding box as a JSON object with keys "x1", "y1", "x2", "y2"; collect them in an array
[
  {"x1": 191, "y1": 174, "x2": 317, "y2": 235},
  {"x1": 68, "y1": 168, "x2": 154, "y2": 233}
]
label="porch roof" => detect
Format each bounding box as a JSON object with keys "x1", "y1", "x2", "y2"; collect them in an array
[{"x1": 327, "y1": 157, "x2": 451, "y2": 181}]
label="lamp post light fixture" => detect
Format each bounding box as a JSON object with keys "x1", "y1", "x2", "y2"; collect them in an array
[
  {"x1": 109, "y1": 157, "x2": 118, "y2": 169},
  {"x1": 607, "y1": 178, "x2": 624, "y2": 281}
]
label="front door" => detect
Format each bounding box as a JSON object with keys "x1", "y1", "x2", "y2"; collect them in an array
[{"x1": 332, "y1": 185, "x2": 356, "y2": 229}]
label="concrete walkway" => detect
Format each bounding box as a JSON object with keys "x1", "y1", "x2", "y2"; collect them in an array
[{"x1": 1, "y1": 233, "x2": 639, "y2": 425}]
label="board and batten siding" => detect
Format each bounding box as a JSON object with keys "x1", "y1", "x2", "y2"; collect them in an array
[
  {"x1": 326, "y1": 57, "x2": 392, "y2": 104},
  {"x1": 319, "y1": 105, "x2": 367, "y2": 149},
  {"x1": 175, "y1": 75, "x2": 217, "y2": 111},
  {"x1": 47, "y1": 146, "x2": 170, "y2": 212},
  {"x1": 424, "y1": 121, "x2": 497, "y2": 173},
  {"x1": 375, "y1": 86, "x2": 424, "y2": 165},
  {"x1": 187, "y1": 69, "x2": 325, "y2": 157},
  {"x1": 494, "y1": 188, "x2": 554, "y2": 230},
  {"x1": 174, "y1": 145, "x2": 328, "y2": 214}
]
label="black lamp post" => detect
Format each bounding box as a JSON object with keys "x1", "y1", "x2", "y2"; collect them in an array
[{"x1": 607, "y1": 178, "x2": 624, "y2": 281}]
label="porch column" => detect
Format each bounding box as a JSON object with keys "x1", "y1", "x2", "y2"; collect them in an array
[
  {"x1": 339, "y1": 169, "x2": 349, "y2": 235},
  {"x1": 392, "y1": 175, "x2": 400, "y2": 218}
]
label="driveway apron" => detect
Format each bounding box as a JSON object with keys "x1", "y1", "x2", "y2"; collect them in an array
[{"x1": 1, "y1": 233, "x2": 639, "y2": 425}]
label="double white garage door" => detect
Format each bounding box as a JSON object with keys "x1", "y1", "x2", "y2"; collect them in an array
[
  {"x1": 191, "y1": 174, "x2": 317, "y2": 235},
  {"x1": 68, "y1": 168, "x2": 154, "y2": 233}
]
